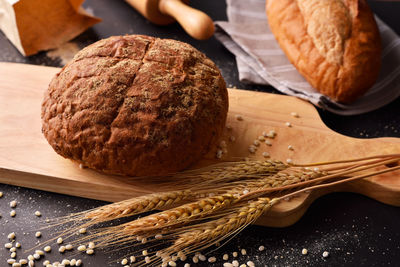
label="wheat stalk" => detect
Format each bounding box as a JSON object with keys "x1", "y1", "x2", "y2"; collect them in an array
[{"x1": 47, "y1": 154, "x2": 400, "y2": 266}]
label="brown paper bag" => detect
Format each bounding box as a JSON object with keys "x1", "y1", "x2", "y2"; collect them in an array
[{"x1": 0, "y1": 0, "x2": 101, "y2": 56}]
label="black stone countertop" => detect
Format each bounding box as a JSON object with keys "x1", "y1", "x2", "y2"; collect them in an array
[{"x1": 1, "y1": 1, "x2": 400, "y2": 266}]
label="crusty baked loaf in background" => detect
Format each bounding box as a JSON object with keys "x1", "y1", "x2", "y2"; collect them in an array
[
  {"x1": 266, "y1": 0, "x2": 381, "y2": 103},
  {"x1": 41, "y1": 35, "x2": 228, "y2": 176}
]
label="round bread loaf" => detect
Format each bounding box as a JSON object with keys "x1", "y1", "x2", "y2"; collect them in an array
[{"x1": 41, "y1": 35, "x2": 228, "y2": 176}]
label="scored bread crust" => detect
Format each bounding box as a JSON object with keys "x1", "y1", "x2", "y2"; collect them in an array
[
  {"x1": 266, "y1": 0, "x2": 381, "y2": 103},
  {"x1": 41, "y1": 35, "x2": 228, "y2": 176}
]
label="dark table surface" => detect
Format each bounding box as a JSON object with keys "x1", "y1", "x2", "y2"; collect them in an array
[{"x1": 1, "y1": 1, "x2": 400, "y2": 266}]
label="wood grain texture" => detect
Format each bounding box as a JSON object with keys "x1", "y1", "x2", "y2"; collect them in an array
[{"x1": 0, "y1": 62, "x2": 399, "y2": 227}]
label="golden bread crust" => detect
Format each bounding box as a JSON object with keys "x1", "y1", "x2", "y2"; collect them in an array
[{"x1": 266, "y1": 0, "x2": 381, "y2": 103}]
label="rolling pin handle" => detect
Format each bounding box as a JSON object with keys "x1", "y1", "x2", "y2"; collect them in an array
[{"x1": 159, "y1": 0, "x2": 215, "y2": 40}]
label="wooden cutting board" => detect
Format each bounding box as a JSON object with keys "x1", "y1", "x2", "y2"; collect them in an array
[{"x1": 1, "y1": 62, "x2": 399, "y2": 227}]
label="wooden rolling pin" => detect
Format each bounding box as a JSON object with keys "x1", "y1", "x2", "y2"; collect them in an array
[{"x1": 125, "y1": 0, "x2": 214, "y2": 40}]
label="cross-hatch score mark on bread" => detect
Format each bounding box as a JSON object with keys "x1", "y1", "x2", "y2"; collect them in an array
[{"x1": 267, "y1": 0, "x2": 381, "y2": 103}]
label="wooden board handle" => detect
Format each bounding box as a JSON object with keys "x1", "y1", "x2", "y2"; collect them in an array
[{"x1": 159, "y1": 0, "x2": 214, "y2": 40}]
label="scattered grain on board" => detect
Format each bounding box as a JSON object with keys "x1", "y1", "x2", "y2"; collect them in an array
[
  {"x1": 248, "y1": 145, "x2": 257, "y2": 154},
  {"x1": 10, "y1": 200, "x2": 17, "y2": 208},
  {"x1": 235, "y1": 115, "x2": 243, "y2": 121},
  {"x1": 302, "y1": 248, "x2": 308, "y2": 255},
  {"x1": 285, "y1": 122, "x2": 292, "y2": 127},
  {"x1": 290, "y1": 112, "x2": 299, "y2": 118},
  {"x1": 35, "y1": 231, "x2": 41, "y2": 238},
  {"x1": 10, "y1": 210, "x2": 16, "y2": 217},
  {"x1": 262, "y1": 152, "x2": 270, "y2": 158},
  {"x1": 34, "y1": 211, "x2": 41, "y2": 217},
  {"x1": 259, "y1": 245, "x2": 265, "y2": 251},
  {"x1": 322, "y1": 251, "x2": 330, "y2": 258}
]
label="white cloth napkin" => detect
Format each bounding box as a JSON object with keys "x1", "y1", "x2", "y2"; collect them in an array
[{"x1": 214, "y1": 0, "x2": 400, "y2": 115}]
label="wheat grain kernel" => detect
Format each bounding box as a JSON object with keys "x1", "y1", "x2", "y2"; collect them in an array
[
  {"x1": 10, "y1": 247, "x2": 16, "y2": 252},
  {"x1": 223, "y1": 264, "x2": 233, "y2": 267},
  {"x1": 86, "y1": 249, "x2": 94, "y2": 255},
  {"x1": 10, "y1": 200, "x2": 17, "y2": 208},
  {"x1": 77, "y1": 245, "x2": 86, "y2": 252},
  {"x1": 258, "y1": 135, "x2": 265, "y2": 141},
  {"x1": 265, "y1": 140, "x2": 272, "y2": 146},
  {"x1": 12, "y1": 263, "x2": 21, "y2": 267},
  {"x1": 142, "y1": 249, "x2": 148, "y2": 256},
  {"x1": 33, "y1": 253, "x2": 40, "y2": 260},
  {"x1": 43, "y1": 246, "x2": 51, "y2": 252},
  {"x1": 262, "y1": 152, "x2": 270, "y2": 158},
  {"x1": 43, "y1": 260, "x2": 50, "y2": 265},
  {"x1": 208, "y1": 256, "x2": 216, "y2": 263},
  {"x1": 129, "y1": 256, "x2": 136, "y2": 263},
  {"x1": 7, "y1": 259, "x2": 16, "y2": 264},
  {"x1": 28, "y1": 260, "x2": 34, "y2": 267},
  {"x1": 168, "y1": 261, "x2": 176, "y2": 267},
  {"x1": 288, "y1": 145, "x2": 294, "y2": 150},
  {"x1": 56, "y1": 237, "x2": 63, "y2": 244},
  {"x1": 61, "y1": 260, "x2": 70, "y2": 265},
  {"x1": 121, "y1": 259, "x2": 128, "y2": 265},
  {"x1": 15, "y1": 242, "x2": 20, "y2": 248},
  {"x1": 11, "y1": 252, "x2": 16, "y2": 258},
  {"x1": 155, "y1": 234, "x2": 163, "y2": 239},
  {"x1": 192, "y1": 256, "x2": 198, "y2": 263},
  {"x1": 35, "y1": 250, "x2": 44, "y2": 256},
  {"x1": 322, "y1": 251, "x2": 329, "y2": 258},
  {"x1": 5, "y1": 243, "x2": 13, "y2": 249},
  {"x1": 286, "y1": 158, "x2": 293, "y2": 164},
  {"x1": 27, "y1": 255, "x2": 34, "y2": 261},
  {"x1": 184, "y1": 264, "x2": 190, "y2": 267},
  {"x1": 18, "y1": 259, "x2": 27, "y2": 265},
  {"x1": 58, "y1": 246, "x2": 66, "y2": 253},
  {"x1": 223, "y1": 254, "x2": 229, "y2": 260},
  {"x1": 259, "y1": 245, "x2": 265, "y2": 251},
  {"x1": 253, "y1": 140, "x2": 260, "y2": 146},
  {"x1": 248, "y1": 145, "x2": 256, "y2": 153},
  {"x1": 8, "y1": 232, "x2": 16, "y2": 240},
  {"x1": 232, "y1": 251, "x2": 238, "y2": 257},
  {"x1": 0, "y1": 191, "x2": 3, "y2": 197},
  {"x1": 65, "y1": 244, "x2": 73, "y2": 250},
  {"x1": 75, "y1": 259, "x2": 82, "y2": 266},
  {"x1": 220, "y1": 140, "x2": 227, "y2": 148},
  {"x1": 70, "y1": 259, "x2": 76, "y2": 266},
  {"x1": 302, "y1": 248, "x2": 308, "y2": 255},
  {"x1": 78, "y1": 228, "x2": 86, "y2": 234},
  {"x1": 10, "y1": 210, "x2": 16, "y2": 217},
  {"x1": 216, "y1": 149, "x2": 223, "y2": 159},
  {"x1": 88, "y1": 242, "x2": 95, "y2": 249},
  {"x1": 198, "y1": 254, "x2": 206, "y2": 261},
  {"x1": 35, "y1": 232, "x2": 41, "y2": 238},
  {"x1": 235, "y1": 115, "x2": 243, "y2": 121},
  {"x1": 239, "y1": 264, "x2": 246, "y2": 267},
  {"x1": 232, "y1": 260, "x2": 239, "y2": 267},
  {"x1": 34, "y1": 211, "x2": 41, "y2": 217},
  {"x1": 247, "y1": 261, "x2": 255, "y2": 267}
]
